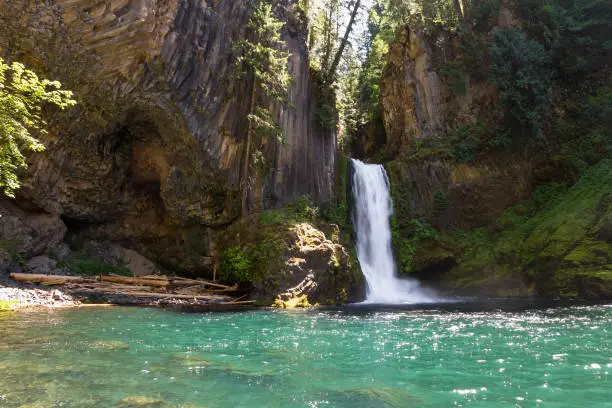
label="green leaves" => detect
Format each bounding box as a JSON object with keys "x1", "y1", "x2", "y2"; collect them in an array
[
  {"x1": 219, "y1": 246, "x2": 252, "y2": 284},
  {"x1": 248, "y1": 106, "x2": 286, "y2": 144},
  {"x1": 490, "y1": 28, "x2": 552, "y2": 137},
  {"x1": 234, "y1": 1, "x2": 292, "y2": 106},
  {"x1": 0, "y1": 59, "x2": 76, "y2": 197}
]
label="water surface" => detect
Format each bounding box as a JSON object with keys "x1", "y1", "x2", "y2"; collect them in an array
[{"x1": 0, "y1": 301, "x2": 610, "y2": 407}]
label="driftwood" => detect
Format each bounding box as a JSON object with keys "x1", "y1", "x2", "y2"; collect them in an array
[
  {"x1": 220, "y1": 300, "x2": 256, "y2": 305},
  {"x1": 115, "y1": 291, "x2": 229, "y2": 301},
  {"x1": 9, "y1": 273, "x2": 93, "y2": 285},
  {"x1": 100, "y1": 275, "x2": 169, "y2": 287},
  {"x1": 171, "y1": 276, "x2": 237, "y2": 290},
  {"x1": 10, "y1": 273, "x2": 249, "y2": 306}
]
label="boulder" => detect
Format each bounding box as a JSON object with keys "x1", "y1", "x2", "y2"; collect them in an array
[{"x1": 0, "y1": 201, "x2": 66, "y2": 258}]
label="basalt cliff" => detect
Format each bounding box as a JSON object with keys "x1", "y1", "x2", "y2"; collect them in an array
[
  {"x1": 0, "y1": 0, "x2": 361, "y2": 304},
  {"x1": 355, "y1": 2, "x2": 611, "y2": 299}
]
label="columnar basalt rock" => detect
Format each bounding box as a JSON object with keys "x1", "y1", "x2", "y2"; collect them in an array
[{"x1": 0, "y1": 0, "x2": 336, "y2": 276}]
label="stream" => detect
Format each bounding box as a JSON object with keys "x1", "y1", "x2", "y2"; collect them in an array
[{"x1": 0, "y1": 302, "x2": 610, "y2": 407}]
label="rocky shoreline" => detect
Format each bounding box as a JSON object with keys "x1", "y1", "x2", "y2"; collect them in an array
[{"x1": 0, "y1": 270, "x2": 257, "y2": 311}]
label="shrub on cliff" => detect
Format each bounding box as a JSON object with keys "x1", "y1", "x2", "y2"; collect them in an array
[
  {"x1": 490, "y1": 28, "x2": 552, "y2": 138},
  {"x1": 0, "y1": 59, "x2": 76, "y2": 197}
]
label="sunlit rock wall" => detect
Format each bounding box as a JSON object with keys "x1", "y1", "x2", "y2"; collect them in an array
[{"x1": 0, "y1": 0, "x2": 335, "y2": 275}]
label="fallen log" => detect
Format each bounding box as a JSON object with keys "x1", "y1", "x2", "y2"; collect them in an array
[
  {"x1": 100, "y1": 275, "x2": 169, "y2": 287},
  {"x1": 10, "y1": 273, "x2": 249, "y2": 304},
  {"x1": 117, "y1": 291, "x2": 230, "y2": 301},
  {"x1": 10, "y1": 273, "x2": 171, "y2": 288},
  {"x1": 139, "y1": 275, "x2": 169, "y2": 281},
  {"x1": 227, "y1": 294, "x2": 248, "y2": 303},
  {"x1": 10, "y1": 273, "x2": 94, "y2": 285},
  {"x1": 219, "y1": 300, "x2": 256, "y2": 305},
  {"x1": 171, "y1": 277, "x2": 237, "y2": 290}
]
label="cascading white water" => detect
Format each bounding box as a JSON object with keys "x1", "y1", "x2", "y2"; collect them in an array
[{"x1": 351, "y1": 159, "x2": 438, "y2": 304}]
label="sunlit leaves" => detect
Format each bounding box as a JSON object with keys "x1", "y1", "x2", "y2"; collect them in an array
[{"x1": 0, "y1": 59, "x2": 76, "y2": 197}]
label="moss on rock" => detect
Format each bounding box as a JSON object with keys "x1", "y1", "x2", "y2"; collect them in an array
[
  {"x1": 438, "y1": 159, "x2": 612, "y2": 298},
  {"x1": 215, "y1": 200, "x2": 364, "y2": 305}
]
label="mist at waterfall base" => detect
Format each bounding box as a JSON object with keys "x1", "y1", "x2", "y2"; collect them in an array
[{"x1": 351, "y1": 158, "x2": 441, "y2": 304}]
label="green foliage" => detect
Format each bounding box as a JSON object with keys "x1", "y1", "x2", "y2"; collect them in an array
[
  {"x1": 234, "y1": 1, "x2": 292, "y2": 105},
  {"x1": 470, "y1": 0, "x2": 501, "y2": 31},
  {"x1": 248, "y1": 106, "x2": 286, "y2": 144},
  {"x1": 219, "y1": 246, "x2": 252, "y2": 283},
  {"x1": 490, "y1": 28, "x2": 552, "y2": 137},
  {"x1": 392, "y1": 218, "x2": 441, "y2": 275},
  {"x1": 359, "y1": 29, "x2": 391, "y2": 120},
  {"x1": 440, "y1": 61, "x2": 466, "y2": 95},
  {"x1": 313, "y1": 70, "x2": 339, "y2": 130},
  {"x1": 319, "y1": 200, "x2": 349, "y2": 229},
  {"x1": 218, "y1": 225, "x2": 286, "y2": 285},
  {"x1": 0, "y1": 299, "x2": 18, "y2": 311},
  {"x1": 0, "y1": 59, "x2": 76, "y2": 197},
  {"x1": 69, "y1": 258, "x2": 132, "y2": 277},
  {"x1": 417, "y1": 0, "x2": 461, "y2": 29},
  {"x1": 259, "y1": 195, "x2": 318, "y2": 226},
  {"x1": 337, "y1": 50, "x2": 365, "y2": 147},
  {"x1": 518, "y1": 0, "x2": 612, "y2": 81},
  {"x1": 488, "y1": 126, "x2": 512, "y2": 151},
  {"x1": 555, "y1": 85, "x2": 612, "y2": 171},
  {"x1": 234, "y1": 0, "x2": 292, "y2": 147},
  {"x1": 449, "y1": 121, "x2": 483, "y2": 163},
  {"x1": 308, "y1": 0, "x2": 341, "y2": 74}
]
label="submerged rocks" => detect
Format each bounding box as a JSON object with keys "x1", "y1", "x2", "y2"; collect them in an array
[{"x1": 116, "y1": 396, "x2": 163, "y2": 408}]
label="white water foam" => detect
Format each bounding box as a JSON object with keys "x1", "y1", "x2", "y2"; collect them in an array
[{"x1": 351, "y1": 158, "x2": 439, "y2": 304}]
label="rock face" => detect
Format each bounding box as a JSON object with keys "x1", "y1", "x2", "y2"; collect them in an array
[
  {"x1": 380, "y1": 28, "x2": 447, "y2": 152},
  {"x1": 359, "y1": 24, "x2": 522, "y2": 229},
  {"x1": 0, "y1": 0, "x2": 336, "y2": 276},
  {"x1": 0, "y1": 200, "x2": 67, "y2": 258},
  {"x1": 217, "y1": 214, "x2": 365, "y2": 305},
  {"x1": 357, "y1": 5, "x2": 612, "y2": 298}
]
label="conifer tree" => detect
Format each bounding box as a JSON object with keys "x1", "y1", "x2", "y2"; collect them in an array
[{"x1": 233, "y1": 0, "x2": 293, "y2": 215}]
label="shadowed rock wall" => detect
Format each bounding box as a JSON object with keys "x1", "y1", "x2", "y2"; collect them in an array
[{"x1": 0, "y1": 0, "x2": 336, "y2": 275}]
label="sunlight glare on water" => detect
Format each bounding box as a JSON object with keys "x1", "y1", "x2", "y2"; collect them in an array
[{"x1": 0, "y1": 303, "x2": 610, "y2": 407}]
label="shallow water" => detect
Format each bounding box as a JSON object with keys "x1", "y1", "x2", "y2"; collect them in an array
[{"x1": 0, "y1": 301, "x2": 610, "y2": 407}]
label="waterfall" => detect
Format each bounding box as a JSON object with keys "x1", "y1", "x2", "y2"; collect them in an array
[{"x1": 351, "y1": 159, "x2": 438, "y2": 304}]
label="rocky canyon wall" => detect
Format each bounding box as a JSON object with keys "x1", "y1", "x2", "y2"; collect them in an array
[
  {"x1": 357, "y1": 2, "x2": 612, "y2": 298},
  {"x1": 0, "y1": 0, "x2": 336, "y2": 276}
]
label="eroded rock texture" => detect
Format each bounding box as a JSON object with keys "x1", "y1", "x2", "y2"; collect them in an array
[{"x1": 0, "y1": 0, "x2": 336, "y2": 275}]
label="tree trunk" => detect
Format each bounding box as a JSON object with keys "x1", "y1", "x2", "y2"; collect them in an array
[
  {"x1": 241, "y1": 76, "x2": 258, "y2": 217},
  {"x1": 327, "y1": 0, "x2": 361, "y2": 84},
  {"x1": 453, "y1": 0, "x2": 465, "y2": 20},
  {"x1": 321, "y1": 5, "x2": 335, "y2": 72}
]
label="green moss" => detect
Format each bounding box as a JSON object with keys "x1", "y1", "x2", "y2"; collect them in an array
[
  {"x1": 0, "y1": 300, "x2": 18, "y2": 311},
  {"x1": 564, "y1": 240, "x2": 612, "y2": 265},
  {"x1": 218, "y1": 246, "x2": 252, "y2": 283},
  {"x1": 443, "y1": 159, "x2": 612, "y2": 296},
  {"x1": 259, "y1": 196, "x2": 318, "y2": 226}
]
